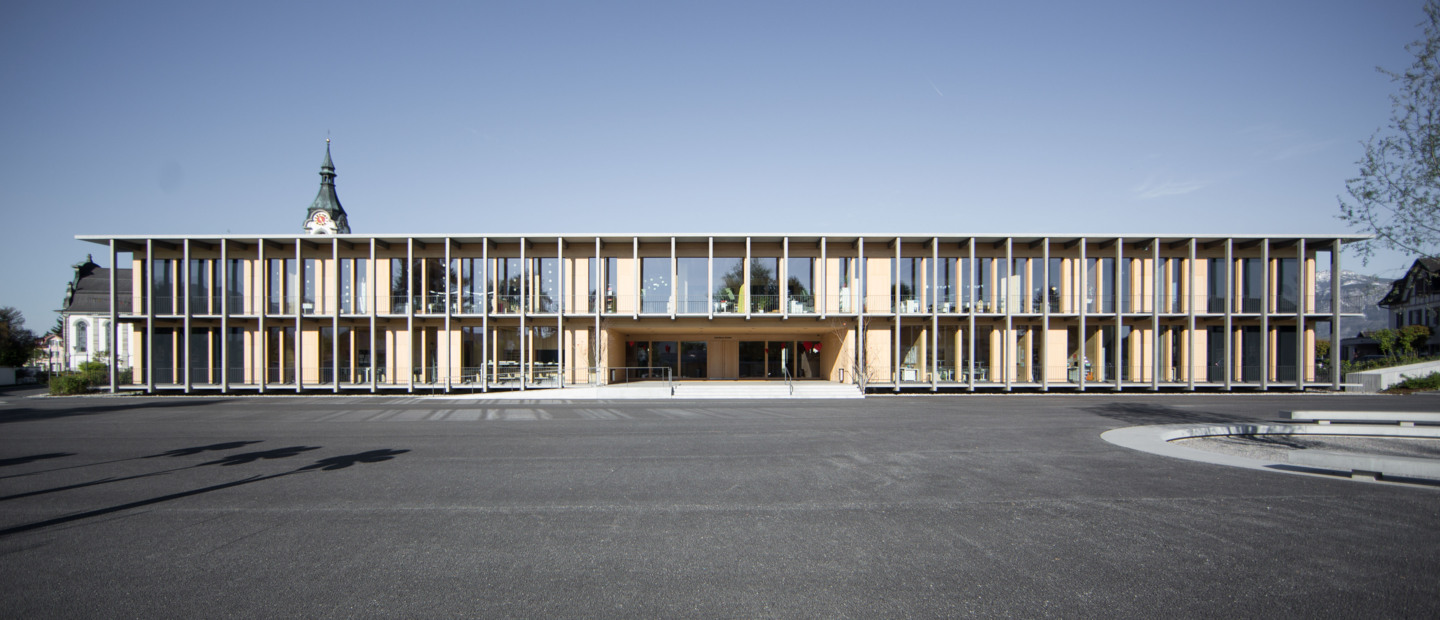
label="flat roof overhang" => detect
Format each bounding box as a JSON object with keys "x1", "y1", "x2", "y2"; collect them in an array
[{"x1": 78, "y1": 232, "x2": 1374, "y2": 253}]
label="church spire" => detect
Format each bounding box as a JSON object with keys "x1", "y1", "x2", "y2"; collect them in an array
[{"x1": 303, "y1": 139, "x2": 350, "y2": 234}]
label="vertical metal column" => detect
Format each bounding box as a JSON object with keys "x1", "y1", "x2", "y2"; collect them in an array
[
  {"x1": 520, "y1": 237, "x2": 527, "y2": 391},
  {"x1": 444, "y1": 237, "x2": 452, "y2": 393},
  {"x1": 1150, "y1": 238, "x2": 1160, "y2": 391},
  {"x1": 482, "y1": 238, "x2": 490, "y2": 392},
  {"x1": 857, "y1": 237, "x2": 865, "y2": 387},
  {"x1": 1040, "y1": 238, "x2": 1050, "y2": 391},
  {"x1": 1113, "y1": 238, "x2": 1123, "y2": 391},
  {"x1": 333, "y1": 238, "x2": 341, "y2": 393},
  {"x1": 1331, "y1": 239, "x2": 1342, "y2": 390},
  {"x1": 1297, "y1": 239, "x2": 1307, "y2": 390},
  {"x1": 146, "y1": 239, "x2": 154, "y2": 393},
  {"x1": 782, "y1": 237, "x2": 789, "y2": 319},
  {"x1": 109, "y1": 239, "x2": 119, "y2": 394},
  {"x1": 558, "y1": 237, "x2": 565, "y2": 389},
  {"x1": 406, "y1": 238, "x2": 414, "y2": 394},
  {"x1": 671, "y1": 237, "x2": 677, "y2": 319},
  {"x1": 369, "y1": 238, "x2": 377, "y2": 393},
  {"x1": 1079, "y1": 238, "x2": 1088, "y2": 391},
  {"x1": 744, "y1": 237, "x2": 752, "y2": 320},
  {"x1": 966, "y1": 238, "x2": 975, "y2": 391},
  {"x1": 931, "y1": 237, "x2": 939, "y2": 392},
  {"x1": 594, "y1": 237, "x2": 601, "y2": 385},
  {"x1": 707, "y1": 237, "x2": 714, "y2": 321},
  {"x1": 632, "y1": 237, "x2": 639, "y2": 320},
  {"x1": 1187, "y1": 238, "x2": 1197, "y2": 391},
  {"x1": 295, "y1": 239, "x2": 303, "y2": 394},
  {"x1": 1003, "y1": 238, "x2": 1012, "y2": 392},
  {"x1": 258, "y1": 240, "x2": 266, "y2": 394},
  {"x1": 1224, "y1": 239, "x2": 1234, "y2": 390},
  {"x1": 183, "y1": 239, "x2": 192, "y2": 393},
  {"x1": 220, "y1": 240, "x2": 229, "y2": 393},
  {"x1": 894, "y1": 238, "x2": 901, "y2": 391},
  {"x1": 1260, "y1": 239, "x2": 1269, "y2": 390}
]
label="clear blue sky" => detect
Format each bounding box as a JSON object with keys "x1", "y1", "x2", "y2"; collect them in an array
[{"x1": 0, "y1": 0, "x2": 1427, "y2": 332}]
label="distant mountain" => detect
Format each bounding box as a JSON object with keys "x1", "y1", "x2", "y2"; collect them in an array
[{"x1": 1315, "y1": 270, "x2": 1391, "y2": 340}]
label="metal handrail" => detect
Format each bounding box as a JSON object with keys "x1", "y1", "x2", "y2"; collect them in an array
[
  {"x1": 606, "y1": 366, "x2": 674, "y2": 395},
  {"x1": 781, "y1": 363, "x2": 794, "y2": 396}
]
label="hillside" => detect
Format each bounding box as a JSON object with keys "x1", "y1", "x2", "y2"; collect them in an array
[{"x1": 1315, "y1": 269, "x2": 1391, "y2": 339}]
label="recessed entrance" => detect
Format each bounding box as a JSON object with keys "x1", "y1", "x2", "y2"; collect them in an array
[
  {"x1": 738, "y1": 340, "x2": 822, "y2": 379},
  {"x1": 623, "y1": 338, "x2": 823, "y2": 381}
]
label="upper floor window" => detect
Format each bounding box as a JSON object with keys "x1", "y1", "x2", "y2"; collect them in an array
[{"x1": 74, "y1": 320, "x2": 88, "y2": 352}]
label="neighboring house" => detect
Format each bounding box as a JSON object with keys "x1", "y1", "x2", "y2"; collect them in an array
[
  {"x1": 1377, "y1": 257, "x2": 1440, "y2": 355},
  {"x1": 1339, "y1": 332, "x2": 1381, "y2": 361},
  {"x1": 32, "y1": 333, "x2": 64, "y2": 373},
  {"x1": 59, "y1": 255, "x2": 133, "y2": 371}
]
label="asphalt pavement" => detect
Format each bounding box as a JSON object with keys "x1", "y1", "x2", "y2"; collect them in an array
[{"x1": 1, "y1": 392, "x2": 1437, "y2": 618}]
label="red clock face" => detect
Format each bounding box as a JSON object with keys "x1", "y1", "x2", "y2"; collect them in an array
[{"x1": 314, "y1": 212, "x2": 329, "y2": 225}]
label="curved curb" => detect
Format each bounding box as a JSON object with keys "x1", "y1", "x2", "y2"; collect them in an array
[{"x1": 1101, "y1": 423, "x2": 1440, "y2": 487}]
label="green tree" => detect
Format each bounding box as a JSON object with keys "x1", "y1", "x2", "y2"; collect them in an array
[
  {"x1": 1339, "y1": 1, "x2": 1440, "y2": 262},
  {"x1": 0, "y1": 307, "x2": 38, "y2": 367},
  {"x1": 1400, "y1": 324, "x2": 1432, "y2": 355},
  {"x1": 1370, "y1": 328, "x2": 1400, "y2": 358}
]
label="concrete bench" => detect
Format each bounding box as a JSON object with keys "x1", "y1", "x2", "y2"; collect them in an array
[
  {"x1": 1284, "y1": 411, "x2": 1440, "y2": 426},
  {"x1": 1288, "y1": 450, "x2": 1440, "y2": 481}
]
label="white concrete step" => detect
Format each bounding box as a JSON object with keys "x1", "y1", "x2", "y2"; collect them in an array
[{"x1": 672, "y1": 382, "x2": 863, "y2": 399}]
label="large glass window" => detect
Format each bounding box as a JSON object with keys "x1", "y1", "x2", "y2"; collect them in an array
[
  {"x1": 1276, "y1": 258, "x2": 1298, "y2": 313},
  {"x1": 492, "y1": 258, "x2": 521, "y2": 314},
  {"x1": 713, "y1": 257, "x2": 743, "y2": 313},
  {"x1": 603, "y1": 257, "x2": 618, "y2": 313},
  {"x1": 641, "y1": 257, "x2": 671, "y2": 313},
  {"x1": 837, "y1": 257, "x2": 856, "y2": 313},
  {"x1": 750, "y1": 258, "x2": 779, "y2": 313},
  {"x1": 387, "y1": 258, "x2": 409, "y2": 314},
  {"x1": 677, "y1": 258, "x2": 708, "y2": 313},
  {"x1": 976, "y1": 258, "x2": 993, "y2": 313},
  {"x1": 898, "y1": 325, "x2": 926, "y2": 381},
  {"x1": 460, "y1": 326, "x2": 483, "y2": 383},
  {"x1": 303, "y1": 258, "x2": 320, "y2": 314},
  {"x1": 1207, "y1": 258, "x2": 1228, "y2": 313},
  {"x1": 339, "y1": 258, "x2": 370, "y2": 315},
  {"x1": 188, "y1": 259, "x2": 218, "y2": 315},
  {"x1": 153, "y1": 259, "x2": 175, "y2": 315},
  {"x1": 529, "y1": 326, "x2": 559, "y2": 385},
  {"x1": 458, "y1": 258, "x2": 483, "y2": 314},
  {"x1": 267, "y1": 259, "x2": 297, "y2": 315},
  {"x1": 530, "y1": 257, "x2": 559, "y2": 313},
  {"x1": 787, "y1": 257, "x2": 814, "y2": 313},
  {"x1": 1241, "y1": 258, "x2": 1264, "y2": 313},
  {"x1": 934, "y1": 258, "x2": 956, "y2": 313},
  {"x1": 227, "y1": 259, "x2": 247, "y2": 314},
  {"x1": 1011, "y1": 257, "x2": 1033, "y2": 314},
  {"x1": 896, "y1": 258, "x2": 920, "y2": 314}
]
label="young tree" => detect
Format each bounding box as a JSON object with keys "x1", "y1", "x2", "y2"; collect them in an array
[
  {"x1": 1339, "y1": 1, "x2": 1440, "y2": 262},
  {"x1": 0, "y1": 307, "x2": 38, "y2": 367}
]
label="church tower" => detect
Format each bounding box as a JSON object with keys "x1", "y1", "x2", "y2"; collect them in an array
[{"x1": 302, "y1": 139, "x2": 351, "y2": 234}]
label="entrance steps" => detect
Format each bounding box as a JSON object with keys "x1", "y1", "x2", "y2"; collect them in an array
[
  {"x1": 430, "y1": 381, "x2": 862, "y2": 401},
  {"x1": 672, "y1": 381, "x2": 863, "y2": 399}
]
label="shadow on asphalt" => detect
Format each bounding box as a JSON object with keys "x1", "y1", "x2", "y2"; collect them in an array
[
  {"x1": 0, "y1": 448, "x2": 410, "y2": 537},
  {"x1": 0, "y1": 453, "x2": 75, "y2": 467},
  {"x1": 0, "y1": 399, "x2": 227, "y2": 424},
  {"x1": 1083, "y1": 402, "x2": 1241, "y2": 426}
]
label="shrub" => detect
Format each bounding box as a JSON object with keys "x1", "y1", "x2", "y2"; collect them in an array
[
  {"x1": 49, "y1": 374, "x2": 94, "y2": 395},
  {"x1": 1387, "y1": 371, "x2": 1440, "y2": 392},
  {"x1": 1342, "y1": 354, "x2": 1440, "y2": 374}
]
